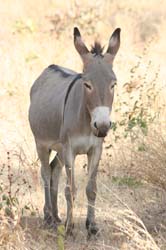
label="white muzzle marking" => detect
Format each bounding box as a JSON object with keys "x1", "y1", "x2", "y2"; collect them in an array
[{"x1": 91, "y1": 106, "x2": 111, "y2": 129}]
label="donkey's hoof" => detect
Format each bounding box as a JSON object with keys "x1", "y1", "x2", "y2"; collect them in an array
[
  {"x1": 44, "y1": 219, "x2": 57, "y2": 230},
  {"x1": 54, "y1": 215, "x2": 62, "y2": 224},
  {"x1": 44, "y1": 214, "x2": 60, "y2": 230},
  {"x1": 86, "y1": 219, "x2": 99, "y2": 235},
  {"x1": 89, "y1": 224, "x2": 99, "y2": 235},
  {"x1": 44, "y1": 214, "x2": 53, "y2": 226}
]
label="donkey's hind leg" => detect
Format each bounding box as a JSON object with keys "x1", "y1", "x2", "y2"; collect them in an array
[
  {"x1": 50, "y1": 151, "x2": 64, "y2": 223},
  {"x1": 36, "y1": 143, "x2": 52, "y2": 225}
]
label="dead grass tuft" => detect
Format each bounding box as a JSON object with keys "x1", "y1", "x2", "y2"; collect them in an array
[{"x1": 133, "y1": 130, "x2": 166, "y2": 190}]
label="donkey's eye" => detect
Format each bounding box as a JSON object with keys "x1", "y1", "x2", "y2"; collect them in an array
[
  {"x1": 84, "y1": 82, "x2": 93, "y2": 91},
  {"x1": 110, "y1": 82, "x2": 117, "y2": 90}
]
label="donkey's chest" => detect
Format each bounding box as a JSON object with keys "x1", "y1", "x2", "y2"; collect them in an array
[{"x1": 70, "y1": 134, "x2": 101, "y2": 154}]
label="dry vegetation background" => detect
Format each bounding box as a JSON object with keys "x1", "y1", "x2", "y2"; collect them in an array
[{"x1": 0, "y1": 0, "x2": 166, "y2": 249}]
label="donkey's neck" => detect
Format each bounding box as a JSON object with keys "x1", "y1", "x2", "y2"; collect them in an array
[
  {"x1": 74, "y1": 79, "x2": 92, "y2": 133},
  {"x1": 61, "y1": 77, "x2": 92, "y2": 141}
]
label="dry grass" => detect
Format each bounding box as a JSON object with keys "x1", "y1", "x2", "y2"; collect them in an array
[
  {"x1": 0, "y1": 0, "x2": 166, "y2": 249},
  {"x1": 130, "y1": 130, "x2": 166, "y2": 190}
]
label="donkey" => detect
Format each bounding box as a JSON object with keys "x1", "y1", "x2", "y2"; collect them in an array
[{"x1": 29, "y1": 27, "x2": 120, "y2": 234}]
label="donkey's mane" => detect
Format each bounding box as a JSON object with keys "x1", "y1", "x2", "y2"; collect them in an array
[{"x1": 91, "y1": 42, "x2": 104, "y2": 56}]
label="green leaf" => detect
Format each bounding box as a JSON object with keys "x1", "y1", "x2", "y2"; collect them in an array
[
  {"x1": 0, "y1": 203, "x2": 3, "y2": 210},
  {"x1": 5, "y1": 207, "x2": 13, "y2": 217},
  {"x1": 2, "y1": 194, "x2": 7, "y2": 201},
  {"x1": 111, "y1": 122, "x2": 117, "y2": 131},
  {"x1": 138, "y1": 143, "x2": 146, "y2": 151}
]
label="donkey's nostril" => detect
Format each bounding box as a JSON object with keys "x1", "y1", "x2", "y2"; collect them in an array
[
  {"x1": 109, "y1": 121, "x2": 112, "y2": 128},
  {"x1": 94, "y1": 122, "x2": 98, "y2": 129}
]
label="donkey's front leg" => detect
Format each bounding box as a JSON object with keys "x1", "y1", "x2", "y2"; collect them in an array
[
  {"x1": 86, "y1": 144, "x2": 102, "y2": 235},
  {"x1": 64, "y1": 147, "x2": 76, "y2": 234}
]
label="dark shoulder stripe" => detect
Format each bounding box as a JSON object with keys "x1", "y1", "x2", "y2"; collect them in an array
[
  {"x1": 63, "y1": 74, "x2": 82, "y2": 121},
  {"x1": 64, "y1": 74, "x2": 82, "y2": 107}
]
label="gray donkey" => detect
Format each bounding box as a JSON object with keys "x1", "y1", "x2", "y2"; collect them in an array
[{"x1": 29, "y1": 27, "x2": 121, "y2": 234}]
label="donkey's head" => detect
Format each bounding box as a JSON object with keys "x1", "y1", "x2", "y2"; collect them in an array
[{"x1": 74, "y1": 27, "x2": 120, "y2": 138}]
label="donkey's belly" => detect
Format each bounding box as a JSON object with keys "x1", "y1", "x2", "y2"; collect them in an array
[{"x1": 70, "y1": 134, "x2": 102, "y2": 154}]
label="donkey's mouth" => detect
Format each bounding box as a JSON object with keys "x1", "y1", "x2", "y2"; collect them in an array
[
  {"x1": 96, "y1": 131, "x2": 107, "y2": 138},
  {"x1": 93, "y1": 129, "x2": 108, "y2": 138}
]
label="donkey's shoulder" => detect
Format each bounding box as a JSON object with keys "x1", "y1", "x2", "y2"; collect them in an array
[
  {"x1": 48, "y1": 64, "x2": 77, "y2": 77},
  {"x1": 30, "y1": 65, "x2": 78, "y2": 100}
]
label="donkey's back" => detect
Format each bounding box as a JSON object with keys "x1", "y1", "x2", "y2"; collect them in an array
[{"x1": 29, "y1": 65, "x2": 78, "y2": 144}]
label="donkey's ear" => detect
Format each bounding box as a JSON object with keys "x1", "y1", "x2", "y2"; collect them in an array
[
  {"x1": 74, "y1": 27, "x2": 90, "y2": 63},
  {"x1": 104, "y1": 28, "x2": 121, "y2": 64}
]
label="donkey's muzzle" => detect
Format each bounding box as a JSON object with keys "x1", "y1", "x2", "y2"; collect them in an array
[
  {"x1": 91, "y1": 106, "x2": 111, "y2": 138},
  {"x1": 98, "y1": 126, "x2": 108, "y2": 137},
  {"x1": 94, "y1": 122, "x2": 111, "y2": 138}
]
